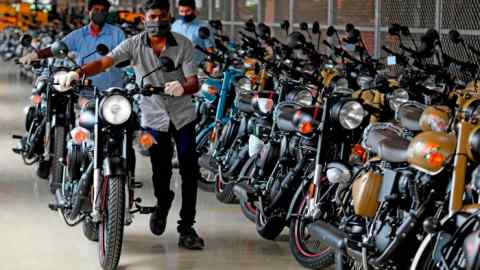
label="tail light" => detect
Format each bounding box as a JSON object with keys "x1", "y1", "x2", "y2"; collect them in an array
[{"x1": 70, "y1": 127, "x2": 90, "y2": 145}]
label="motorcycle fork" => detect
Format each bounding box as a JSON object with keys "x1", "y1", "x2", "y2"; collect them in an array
[
  {"x1": 43, "y1": 90, "x2": 53, "y2": 161},
  {"x1": 312, "y1": 98, "x2": 329, "y2": 210},
  {"x1": 92, "y1": 96, "x2": 102, "y2": 222}
]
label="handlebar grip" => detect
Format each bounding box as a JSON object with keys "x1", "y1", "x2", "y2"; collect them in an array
[{"x1": 323, "y1": 40, "x2": 333, "y2": 49}]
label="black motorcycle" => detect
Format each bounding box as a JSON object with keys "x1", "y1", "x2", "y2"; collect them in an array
[
  {"x1": 49, "y1": 55, "x2": 176, "y2": 270},
  {"x1": 13, "y1": 37, "x2": 108, "y2": 193}
]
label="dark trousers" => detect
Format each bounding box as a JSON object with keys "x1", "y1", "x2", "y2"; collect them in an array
[{"x1": 148, "y1": 122, "x2": 200, "y2": 232}]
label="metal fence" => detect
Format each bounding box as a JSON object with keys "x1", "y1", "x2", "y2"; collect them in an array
[{"x1": 146, "y1": 0, "x2": 479, "y2": 63}]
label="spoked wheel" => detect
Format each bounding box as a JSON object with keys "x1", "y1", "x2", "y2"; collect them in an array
[
  {"x1": 215, "y1": 174, "x2": 238, "y2": 204},
  {"x1": 288, "y1": 196, "x2": 335, "y2": 269},
  {"x1": 98, "y1": 176, "x2": 125, "y2": 270}
]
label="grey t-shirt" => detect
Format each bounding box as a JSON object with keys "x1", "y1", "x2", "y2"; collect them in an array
[{"x1": 108, "y1": 31, "x2": 197, "y2": 132}]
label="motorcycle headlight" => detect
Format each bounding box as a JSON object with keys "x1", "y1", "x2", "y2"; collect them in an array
[
  {"x1": 101, "y1": 95, "x2": 132, "y2": 125},
  {"x1": 388, "y1": 88, "x2": 410, "y2": 111},
  {"x1": 332, "y1": 101, "x2": 366, "y2": 130},
  {"x1": 294, "y1": 90, "x2": 314, "y2": 106}
]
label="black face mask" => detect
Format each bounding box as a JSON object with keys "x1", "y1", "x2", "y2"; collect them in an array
[
  {"x1": 91, "y1": 11, "x2": 108, "y2": 27},
  {"x1": 180, "y1": 14, "x2": 196, "y2": 23},
  {"x1": 145, "y1": 20, "x2": 171, "y2": 37}
]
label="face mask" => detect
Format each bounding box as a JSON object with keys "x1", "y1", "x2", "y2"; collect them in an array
[
  {"x1": 91, "y1": 11, "x2": 108, "y2": 27},
  {"x1": 145, "y1": 20, "x2": 171, "y2": 37},
  {"x1": 344, "y1": 43, "x2": 356, "y2": 52},
  {"x1": 180, "y1": 14, "x2": 196, "y2": 23}
]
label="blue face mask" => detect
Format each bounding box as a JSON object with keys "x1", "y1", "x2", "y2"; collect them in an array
[
  {"x1": 344, "y1": 43, "x2": 356, "y2": 52},
  {"x1": 180, "y1": 14, "x2": 196, "y2": 23}
]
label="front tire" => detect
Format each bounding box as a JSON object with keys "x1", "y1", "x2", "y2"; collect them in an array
[
  {"x1": 288, "y1": 196, "x2": 335, "y2": 269},
  {"x1": 215, "y1": 174, "x2": 238, "y2": 204},
  {"x1": 98, "y1": 176, "x2": 125, "y2": 270},
  {"x1": 256, "y1": 210, "x2": 285, "y2": 241},
  {"x1": 83, "y1": 217, "x2": 99, "y2": 242},
  {"x1": 49, "y1": 126, "x2": 65, "y2": 194}
]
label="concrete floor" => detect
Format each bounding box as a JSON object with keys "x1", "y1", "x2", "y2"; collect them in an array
[{"x1": 0, "y1": 62, "x2": 308, "y2": 270}]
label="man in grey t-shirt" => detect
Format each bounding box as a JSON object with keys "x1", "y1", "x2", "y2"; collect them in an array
[{"x1": 56, "y1": 0, "x2": 205, "y2": 250}]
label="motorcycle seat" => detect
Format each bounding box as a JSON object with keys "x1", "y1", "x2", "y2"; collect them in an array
[
  {"x1": 366, "y1": 127, "x2": 409, "y2": 163},
  {"x1": 375, "y1": 137, "x2": 410, "y2": 163},
  {"x1": 396, "y1": 103, "x2": 424, "y2": 131}
]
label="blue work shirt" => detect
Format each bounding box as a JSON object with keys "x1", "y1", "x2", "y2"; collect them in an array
[
  {"x1": 171, "y1": 18, "x2": 215, "y2": 67},
  {"x1": 63, "y1": 23, "x2": 125, "y2": 91}
]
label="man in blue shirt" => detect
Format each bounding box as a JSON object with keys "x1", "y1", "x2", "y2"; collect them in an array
[
  {"x1": 20, "y1": 0, "x2": 125, "y2": 94},
  {"x1": 171, "y1": 0, "x2": 215, "y2": 69},
  {"x1": 19, "y1": 0, "x2": 126, "y2": 193}
]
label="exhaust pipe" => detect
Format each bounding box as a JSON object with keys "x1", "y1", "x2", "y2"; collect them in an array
[
  {"x1": 307, "y1": 220, "x2": 347, "y2": 250},
  {"x1": 307, "y1": 220, "x2": 349, "y2": 270}
]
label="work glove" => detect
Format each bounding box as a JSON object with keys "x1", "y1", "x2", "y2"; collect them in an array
[
  {"x1": 54, "y1": 71, "x2": 80, "y2": 92},
  {"x1": 19, "y1": 51, "x2": 38, "y2": 65},
  {"x1": 164, "y1": 80, "x2": 184, "y2": 97}
]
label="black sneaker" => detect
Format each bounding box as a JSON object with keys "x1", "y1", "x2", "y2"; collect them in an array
[
  {"x1": 149, "y1": 192, "x2": 174, "y2": 236},
  {"x1": 178, "y1": 228, "x2": 205, "y2": 250}
]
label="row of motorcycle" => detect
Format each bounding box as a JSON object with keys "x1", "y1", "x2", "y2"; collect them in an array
[
  {"x1": 2, "y1": 17, "x2": 480, "y2": 270},
  {"x1": 192, "y1": 20, "x2": 480, "y2": 270},
  {"x1": 2, "y1": 23, "x2": 178, "y2": 270}
]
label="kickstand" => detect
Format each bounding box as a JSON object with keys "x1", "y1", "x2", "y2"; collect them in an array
[{"x1": 131, "y1": 202, "x2": 156, "y2": 215}]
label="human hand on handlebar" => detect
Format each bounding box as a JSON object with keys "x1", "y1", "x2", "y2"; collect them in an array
[
  {"x1": 19, "y1": 52, "x2": 38, "y2": 65},
  {"x1": 54, "y1": 71, "x2": 80, "y2": 91},
  {"x1": 165, "y1": 81, "x2": 184, "y2": 96}
]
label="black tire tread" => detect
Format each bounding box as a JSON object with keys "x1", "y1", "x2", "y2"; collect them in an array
[{"x1": 100, "y1": 177, "x2": 125, "y2": 270}]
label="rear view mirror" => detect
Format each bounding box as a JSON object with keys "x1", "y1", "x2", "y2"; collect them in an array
[
  {"x1": 287, "y1": 31, "x2": 306, "y2": 49},
  {"x1": 449, "y1": 30, "x2": 462, "y2": 44},
  {"x1": 312, "y1": 22, "x2": 321, "y2": 35},
  {"x1": 51, "y1": 41, "x2": 69, "y2": 58},
  {"x1": 198, "y1": 26, "x2": 211, "y2": 40},
  {"x1": 158, "y1": 56, "x2": 175, "y2": 73},
  {"x1": 244, "y1": 19, "x2": 256, "y2": 33},
  {"x1": 400, "y1": 26, "x2": 411, "y2": 36},
  {"x1": 20, "y1": 34, "x2": 32, "y2": 48},
  {"x1": 345, "y1": 23, "x2": 355, "y2": 33},
  {"x1": 209, "y1": 20, "x2": 223, "y2": 31},
  {"x1": 388, "y1": 23, "x2": 401, "y2": 36},
  {"x1": 300, "y1": 22, "x2": 309, "y2": 32},
  {"x1": 281, "y1": 20, "x2": 290, "y2": 34},
  {"x1": 326, "y1": 26, "x2": 337, "y2": 37},
  {"x1": 257, "y1": 23, "x2": 271, "y2": 39},
  {"x1": 96, "y1": 44, "x2": 109, "y2": 56}
]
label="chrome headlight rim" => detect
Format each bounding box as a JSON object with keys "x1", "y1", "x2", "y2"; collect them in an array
[
  {"x1": 388, "y1": 88, "x2": 410, "y2": 111},
  {"x1": 100, "y1": 94, "x2": 132, "y2": 125},
  {"x1": 334, "y1": 100, "x2": 366, "y2": 130},
  {"x1": 293, "y1": 90, "x2": 314, "y2": 106}
]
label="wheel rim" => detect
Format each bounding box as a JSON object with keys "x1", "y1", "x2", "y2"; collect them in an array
[
  {"x1": 98, "y1": 178, "x2": 109, "y2": 262},
  {"x1": 294, "y1": 198, "x2": 332, "y2": 258}
]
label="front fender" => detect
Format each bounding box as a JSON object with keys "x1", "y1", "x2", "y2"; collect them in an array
[
  {"x1": 286, "y1": 180, "x2": 311, "y2": 222},
  {"x1": 103, "y1": 157, "x2": 127, "y2": 177}
]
